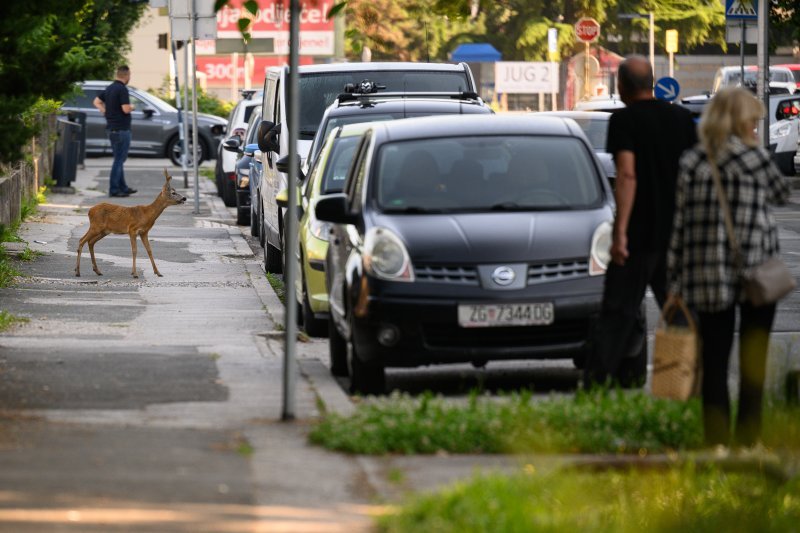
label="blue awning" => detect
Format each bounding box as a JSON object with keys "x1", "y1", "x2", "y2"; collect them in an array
[{"x1": 450, "y1": 43, "x2": 502, "y2": 63}]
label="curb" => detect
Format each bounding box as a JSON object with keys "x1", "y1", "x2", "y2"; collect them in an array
[{"x1": 299, "y1": 359, "x2": 355, "y2": 416}]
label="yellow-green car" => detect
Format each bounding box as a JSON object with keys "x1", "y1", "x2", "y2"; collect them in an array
[{"x1": 276, "y1": 123, "x2": 371, "y2": 337}]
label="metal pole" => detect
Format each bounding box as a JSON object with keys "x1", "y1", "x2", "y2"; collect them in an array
[
  {"x1": 584, "y1": 41, "x2": 590, "y2": 99},
  {"x1": 190, "y1": 0, "x2": 200, "y2": 214},
  {"x1": 669, "y1": 51, "x2": 674, "y2": 78},
  {"x1": 757, "y1": 0, "x2": 768, "y2": 147},
  {"x1": 551, "y1": 60, "x2": 557, "y2": 110},
  {"x1": 282, "y1": 0, "x2": 300, "y2": 421},
  {"x1": 172, "y1": 41, "x2": 187, "y2": 189},
  {"x1": 740, "y1": 19, "x2": 746, "y2": 87},
  {"x1": 649, "y1": 12, "x2": 655, "y2": 76},
  {"x1": 182, "y1": 41, "x2": 190, "y2": 188}
]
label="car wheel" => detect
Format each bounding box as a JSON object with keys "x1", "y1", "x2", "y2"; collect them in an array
[
  {"x1": 264, "y1": 241, "x2": 283, "y2": 274},
  {"x1": 235, "y1": 190, "x2": 249, "y2": 226},
  {"x1": 328, "y1": 317, "x2": 348, "y2": 377},
  {"x1": 302, "y1": 279, "x2": 328, "y2": 338},
  {"x1": 347, "y1": 319, "x2": 385, "y2": 395},
  {"x1": 167, "y1": 135, "x2": 206, "y2": 167},
  {"x1": 250, "y1": 202, "x2": 259, "y2": 237},
  {"x1": 258, "y1": 203, "x2": 266, "y2": 248},
  {"x1": 222, "y1": 175, "x2": 237, "y2": 207}
]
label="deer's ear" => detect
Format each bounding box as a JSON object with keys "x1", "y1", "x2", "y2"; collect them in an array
[{"x1": 163, "y1": 168, "x2": 171, "y2": 183}]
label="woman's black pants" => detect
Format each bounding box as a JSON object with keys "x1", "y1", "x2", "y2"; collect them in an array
[{"x1": 697, "y1": 302, "x2": 776, "y2": 447}]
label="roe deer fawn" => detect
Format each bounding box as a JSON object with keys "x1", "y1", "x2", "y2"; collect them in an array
[{"x1": 75, "y1": 169, "x2": 186, "y2": 278}]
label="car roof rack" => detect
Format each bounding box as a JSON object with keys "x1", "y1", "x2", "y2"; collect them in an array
[
  {"x1": 336, "y1": 90, "x2": 481, "y2": 105},
  {"x1": 240, "y1": 89, "x2": 258, "y2": 100}
]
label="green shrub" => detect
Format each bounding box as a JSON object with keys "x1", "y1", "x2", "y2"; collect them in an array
[
  {"x1": 379, "y1": 466, "x2": 800, "y2": 533},
  {"x1": 150, "y1": 78, "x2": 234, "y2": 119}
]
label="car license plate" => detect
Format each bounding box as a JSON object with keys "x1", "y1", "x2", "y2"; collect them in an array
[{"x1": 457, "y1": 303, "x2": 554, "y2": 328}]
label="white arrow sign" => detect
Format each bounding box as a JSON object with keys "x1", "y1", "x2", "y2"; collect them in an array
[{"x1": 656, "y1": 81, "x2": 676, "y2": 99}]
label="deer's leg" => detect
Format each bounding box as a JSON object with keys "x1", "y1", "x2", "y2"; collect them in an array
[
  {"x1": 88, "y1": 232, "x2": 106, "y2": 275},
  {"x1": 129, "y1": 232, "x2": 139, "y2": 278},
  {"x1": 140, "y1": 232, "x2": 162, "y2": 277},
  {"x1": 75, "y1": 229, "x2": 93, "y2": 277}
]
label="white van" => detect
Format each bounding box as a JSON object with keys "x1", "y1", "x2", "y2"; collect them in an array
[
  {"x1": 712, "y1": 66, "x2": 796, "y2": 95},
  {"x1": 254, "y1": 62, "x2": 478, "y2": 272}
]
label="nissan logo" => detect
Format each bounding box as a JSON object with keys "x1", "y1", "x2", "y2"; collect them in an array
[{"x1": 491, "y1": 266, "x2": 516, "y2": 286}]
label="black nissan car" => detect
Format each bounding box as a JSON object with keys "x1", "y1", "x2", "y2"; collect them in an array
[{"x1": 315, "y1": 115, "x2": 619, "y2": 394}]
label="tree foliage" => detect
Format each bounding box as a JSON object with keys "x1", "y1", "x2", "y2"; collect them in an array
[
  {"x1": 0, "y1": 1, "x2": 146, "y2": 163},
  {"x1": 336, "y1": 0, "x2": 727, "y2": 62}
]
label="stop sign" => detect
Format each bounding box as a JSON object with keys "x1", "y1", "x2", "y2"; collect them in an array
[{"x1": 575, "y1": 17, "x2": 601, "y2": 43}]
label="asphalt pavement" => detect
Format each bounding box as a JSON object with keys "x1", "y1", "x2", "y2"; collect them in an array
[{"x1": 1, "y1": 157, "x2": 799, "y2": 531}]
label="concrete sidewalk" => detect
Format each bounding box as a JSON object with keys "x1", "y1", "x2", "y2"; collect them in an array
[{"x1": 0, "y1": 158, "x2": 395, "y2": 532}]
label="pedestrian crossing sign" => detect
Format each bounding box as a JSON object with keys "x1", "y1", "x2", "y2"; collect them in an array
[{"x1": 725, "y1": 0, "x2": 757, "y2": 20}]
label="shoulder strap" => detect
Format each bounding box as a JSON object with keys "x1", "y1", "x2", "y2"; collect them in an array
[{"x1": 707, "y1": 157, "x2": 744, "y2": 270}]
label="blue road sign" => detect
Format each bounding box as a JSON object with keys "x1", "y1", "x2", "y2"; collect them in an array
[
  {"x1": 655, "y1": 77, "x2": 680, "y2": 102},
  {"x1": 725, "y1": 0, "x2": 757, "y2": 20}
]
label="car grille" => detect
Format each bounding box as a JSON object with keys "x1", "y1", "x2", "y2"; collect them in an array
[
  {"x1": 415, "y1": 265, "x2": 479, "y2": 286},
  {"x1": 422, "y1": 318, "x2": 591, "y2": 349},
  {"x1": 527, "y1": 260, "x2": 589, "y2": 285}
]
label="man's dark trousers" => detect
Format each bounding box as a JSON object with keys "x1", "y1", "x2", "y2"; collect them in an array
[
  {"x1": 584, "y1": 251, "x2": 667, "y2": 386},
  {"x1": 108, "y1": 129, "x2": 131, "y2": 196}
]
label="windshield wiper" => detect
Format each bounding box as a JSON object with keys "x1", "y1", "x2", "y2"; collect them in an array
[
  {"x1": 383, "y1": 206, "x2": 443, "y2": 214},
  {"x1": 489, "y1": 202, "x2": 525, "y2": 211}
]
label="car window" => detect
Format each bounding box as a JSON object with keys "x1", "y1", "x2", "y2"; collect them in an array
[
  {"x1": 298, "y1": 71, "x2": 470, "y2": 138},
  {"x1": 264, "y1": 76, "x2": 277, "y2": 122},
  {"x1": 320, "y1": 136, "x2": 361, "y2": 195},
  {"x1": 130, "y1": 94, "x2": 147, "y2": 110},
  {"x1": 243, "y1": 104, "x2": 257, "y2": 124},
  {"x1": 313, "y1": 113, "x2": 398, "y2": 161},
  {"x1": 376, "y1": 136, "x2": 602, "y2": 212},
  {"x1": 246, "y1": 111, "x2": 262, "y2": 144},
  {"x1": 346, "y1": 134, "x2": 372, "y2": 215},
  {"x1": 569, "y1": 118, "x2": 608, "y2": 151},
  {"x1": 63, "y1": 89, "x2": 101, "y2": 109}
]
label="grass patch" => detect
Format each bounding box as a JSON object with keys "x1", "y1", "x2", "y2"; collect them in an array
[
  {"x1": 0, "y1": 186, "x2": 47, "y2": 287},
  {"x1": 0, "y1": 311, "x2": 28, "y2": 332},
  {"x1": 265, "y1": 272, "x2": 286, "y2": 304},
  {"x1": 379, "y1": 466, "x2": 800, "y2": 533},
  {"x1": 18, "y1": 247, "x2": 42, "y2": 262},
  {"x1": 0, "y1": 248, "x2": 22, "y2": 288},
  {"x1": 310, "y1": 389, "x2": 704, "y2": 455},
  {"x1": 199, "y1": 167, "x2": 215, "y2": 181}
]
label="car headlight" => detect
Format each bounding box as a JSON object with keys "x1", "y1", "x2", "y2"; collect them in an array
[
  {"x1": 363, "y1": 227, "x2": 414, "y2": 282},
  {"x1": 589, "y1": 221, "x2": 612, "y2": 276},
  {"x1": 770, "y1": 122, "x2": 792, "y2": 142}
]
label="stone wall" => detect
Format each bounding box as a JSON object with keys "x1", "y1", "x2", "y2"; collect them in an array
[{"x1": 0, "y1": 115, "x2": 56, "y2": 228}]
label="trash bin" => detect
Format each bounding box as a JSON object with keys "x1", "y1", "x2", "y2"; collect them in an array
[
  {"x1": 66, "y1": 111, "x2": 87, "y2": 166},
  {"x1": 52, "y1": 118, "x2": 82, "y2": 187}
]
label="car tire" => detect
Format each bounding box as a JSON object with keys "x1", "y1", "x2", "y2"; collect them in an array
[
  {"x1": 264, "y1": 241, "x2": 283, "y2": 274},
  {"x1": 347, "y1": 319, "x2": 386, "y2": 395},
  {"x1": 235, "y1": 190, "x2": 249, "y2": 226},
  {"x1": 329, "y1": 318, "x2": 348, "y2": 377},
  {"x1": 250, "y1": 202, "x2": 259, "y2": 237},
  {"x1": 302, "y1": 279, "x2": 328, "y2": 338},
  {"x1": 167, "y1": 135, "x2": 206, "y2": 167},
  {"x1": 258, "y1": 202, "x2": 266, "y2": 248},
  {"x1": 222, "y1": 175, "x2": 237, "y2": 208}
]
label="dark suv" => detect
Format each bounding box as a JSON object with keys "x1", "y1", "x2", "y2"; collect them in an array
[
  {"x1": 61, "y1": 81, "x2": 227, "y2": 165},
  {"x1": 316, "y1": 115, "x2": 620, "y2": 394}
]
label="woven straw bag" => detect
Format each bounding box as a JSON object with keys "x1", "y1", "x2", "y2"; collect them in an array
[{"x1": 652, "y1": 296, "x2": 700, "y2": 401}]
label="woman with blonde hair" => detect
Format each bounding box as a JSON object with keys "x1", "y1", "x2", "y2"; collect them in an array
[{"x1": 668, "y1": 87, "x2": 791, "y2": 447}]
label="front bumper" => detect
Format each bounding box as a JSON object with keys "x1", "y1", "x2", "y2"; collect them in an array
[{"x1": 351, "y1": 277, "x2": 603, "y2": 367}]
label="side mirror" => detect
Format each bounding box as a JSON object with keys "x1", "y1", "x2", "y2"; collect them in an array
[
  {"x1": 315, "y1": 194, "x2": 357, "y2": 225},
  {"x1": 243, "y1": 142, "x2": 259, "y2": 157},
  {"x1": 142, "y1": 107, "x2": 155, "y2": 118},
  {"x1": 222, "y1": 137, "x2": 241, "y2": 153},
  {"x1": 257, "y1": 120, "x2": 280, "y2": 153},
  {"x1": 275, "y1": 154, "x2": 305, "y2": 180}
]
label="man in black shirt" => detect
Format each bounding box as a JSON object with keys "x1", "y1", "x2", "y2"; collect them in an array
[
  {"x1": 93, "y1": 65, "x2": 137, "y2": 197},
  {"x1": 584, "y1": 55, "x2": 697, "y2": 387}
]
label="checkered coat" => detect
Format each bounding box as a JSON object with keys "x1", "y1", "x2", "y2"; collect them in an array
[{"x1": 668, "y1": 136, "x2": 790, "y2": 312}]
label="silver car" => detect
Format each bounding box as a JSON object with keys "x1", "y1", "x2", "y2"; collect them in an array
[{"x1": 61, "y1": 81, "x2": 227, "y2": 165}]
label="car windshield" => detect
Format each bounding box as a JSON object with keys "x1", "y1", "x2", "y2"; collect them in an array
[
  {"x1": 299, "y1": 71, "x2": 470, "y2": 137},
  {"x1": 321, "y1": 136, "x2": 361, "y2": 194},
  {"x1": 569, "y1": 118, "x2": 608, "y2": 151},
  {"x1": 376, "y1": 136, "x2": 602, "y2": 212}
]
